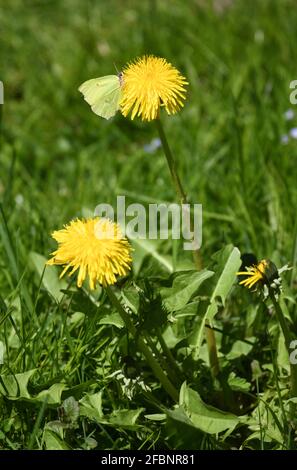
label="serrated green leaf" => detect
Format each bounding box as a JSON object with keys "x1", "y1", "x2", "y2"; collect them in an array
[
  {"x1": 161, "y1": 269, "x2": 214, "y2": 312},
  {"x1": 228, "y1": 372, "x2": 251, "y2": 392},
  {"x1": 0, "y1": 369, "x2": 36, "y2": 400},
  {"x1": 79, "y1": 392, "x2": 103, "y2": 422},
  {"x1": 192, "y1": 245, "x2": 241, "y2": 359},
  {"x1": 226, "y1": 340, "x2": 254, "y2": 360},
  {"x1": 179, "y1": 382, "x2": 240, "y2": 435},
  {"x1": 35, "y1": 383, "x2": 66, "y2": 405},
  {"x1": 121, "y1": 287, "x2": 139, "y2": 314},
  {"x1": 98, "y1": 312, "x2": 124, "y2": 328},
  {"x1": 43, "y1": 429, "x2": 71, "y2": 450},
  {"x1": 62, "y1": 396, "x2": 80, "y2": 423},
  {"x1": 109, "y1": 408, "x2": 144, "y2": 429}
]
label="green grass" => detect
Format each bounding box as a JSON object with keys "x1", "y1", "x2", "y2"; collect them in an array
[{"x1": 1, "y1": 0, "x2": 297, "y2": 450}]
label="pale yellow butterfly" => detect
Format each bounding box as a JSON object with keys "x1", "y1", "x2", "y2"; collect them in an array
[{"x1": 79, "y1": 72, "x2": 124, "y2": 120}]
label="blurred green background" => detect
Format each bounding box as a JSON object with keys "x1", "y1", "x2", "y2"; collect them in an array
[
  {"x1": 2, "y1": 0, "x2": 297, "y2": 266},
  {"x1": 1, "y1": 0, "x2": 297, "y2": 450}
]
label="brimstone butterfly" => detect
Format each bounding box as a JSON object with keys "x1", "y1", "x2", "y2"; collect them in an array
[{"x1": 79, "y1": 72, "x2": 124, "y2": 120}]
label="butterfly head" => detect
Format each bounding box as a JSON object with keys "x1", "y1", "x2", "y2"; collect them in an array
[{"x1": 118, "y1": 72, "x2": 124, "y2": 86}]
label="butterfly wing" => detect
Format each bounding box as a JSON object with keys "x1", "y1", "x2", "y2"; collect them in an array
[
  {"x1": 93, "y1": 84, "x2": 122, "y2": 120},
  {"x1": 79, "y1": 75, "x2": 122, "y2": 119}
]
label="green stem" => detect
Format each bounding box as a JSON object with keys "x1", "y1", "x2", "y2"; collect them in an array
[
  {"x1": 269, "y1": 289, "x2": 297, "y2": 424},
  {"x1": 105, "y1": 285, "x2": 179, "y2": 402},
  {"x1": 156, "y1": 117, "x2": 219, "y2": 380},
  {"x1": 145, "y1": 332, "x2": 178, "y2": 385},
  {"x1": 205, "y1": 325, "x2": 220, "y2": 378},
  {"x1": 155, "y1": 118, "x2": 187, "y2": 204},
  {"x1": 156, "y1": 118, "x2": 202, "y2": 270},
  {"x1": 156, "y1": 327, "x2": 182, "y2": 384}
]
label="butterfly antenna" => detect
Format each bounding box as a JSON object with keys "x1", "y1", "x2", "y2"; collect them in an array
[{"x1": 113, "y1": 62, "x2": 119, "y2": 74}]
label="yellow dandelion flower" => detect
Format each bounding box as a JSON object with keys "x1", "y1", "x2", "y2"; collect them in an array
[
  {"x1": 120, "y1": 55, "x2": 188, "y2": 121},
  {"x1": 47, "y1": 217, "x2": 132, "y2": 289},
  {"x1": 237, "y1": 259, "x2": 278, "y2": 289}
]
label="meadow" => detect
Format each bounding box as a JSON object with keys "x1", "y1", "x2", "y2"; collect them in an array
[{"x1": 1, "y1": 0, "x2": 297, "y2": 450}]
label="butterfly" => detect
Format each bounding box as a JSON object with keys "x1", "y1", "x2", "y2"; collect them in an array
[{"x1": 79, "y1": 72, "x2": 124, "y2": 120}]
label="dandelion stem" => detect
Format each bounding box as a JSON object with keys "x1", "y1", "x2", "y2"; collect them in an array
[
  {"x1": 156, "y1": 117, "x2": 220, "y2": 380},
  {"x1": 269, "y1": 288, "x2": 297, "y2": 424},
  {"x1": 145, "y1": 332, "x2": 179, "y2": 385},
  {"x1": 156, "y1": 327, "x2": 182, "y2": 383},
  {"x1": 156, "y1": 118, "x2": 203, "y2": 268},
  {"x1": 105, "y1": 285, "x2": 179, "y2": 402},
  {"x1": 155, "y1": 118, "x2": 187, "y2": 205},
  {"x1": 205, "y1": 325, "x2": 220, "y2": 378}
]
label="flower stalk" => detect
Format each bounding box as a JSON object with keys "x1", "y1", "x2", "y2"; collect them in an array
[
  {"x1": 155, "y1": 117, "x2": 220, "y2": 380},
  {"x1": 156, "y1": 327, "x2": 182, "y2": 384},
  {"x1": 155, "y1": 118, "x2": 187, "y2": 205},
  {"x1": 105, "y1": 285, "x2": 179, "y2": 402},
  {"x1": 269, "y1": 288, "x2": 297, "y2": 423}
]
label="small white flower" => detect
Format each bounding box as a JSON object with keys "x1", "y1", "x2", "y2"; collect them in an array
[
  {"x1": 15, "y1": 194, "x2": 24, "y2": 206},
  {"x1": 143, "y1": 138, "x2": 162, "y2": 154},
  {"x1": 290, "y1": 127, "x2": 297, "y2": 139},
  {"x1": 108, "y1": 369, "x2": 151, "y2": 399},
  {"x1": 284, "y1": 109, "x2": 295, "y2": 121}
]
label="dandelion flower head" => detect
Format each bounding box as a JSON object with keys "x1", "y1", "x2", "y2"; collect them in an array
[
  {"x1": 121, "y1": 55, "x2": 188, "y2": 121},
  {"x1": 47, "y1": 217, "x2": 132, "y2": 289},
  {"x1": 237, "y1": 259, "x2": 278, "y2": 290}
]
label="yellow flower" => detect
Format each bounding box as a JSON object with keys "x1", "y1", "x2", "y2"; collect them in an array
[
  {"x1": 237, "y1": 259, "x2": 278, "y2": 289},
  {"x1": 120, "y1": 55, "x2": 188, "y2": 121},
  {"x1": 47, "y1": 217, "x2": 132, "y2": 289},
  {"x1": 237, "y1": 260, "x2": 267, "y2": 289}
]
